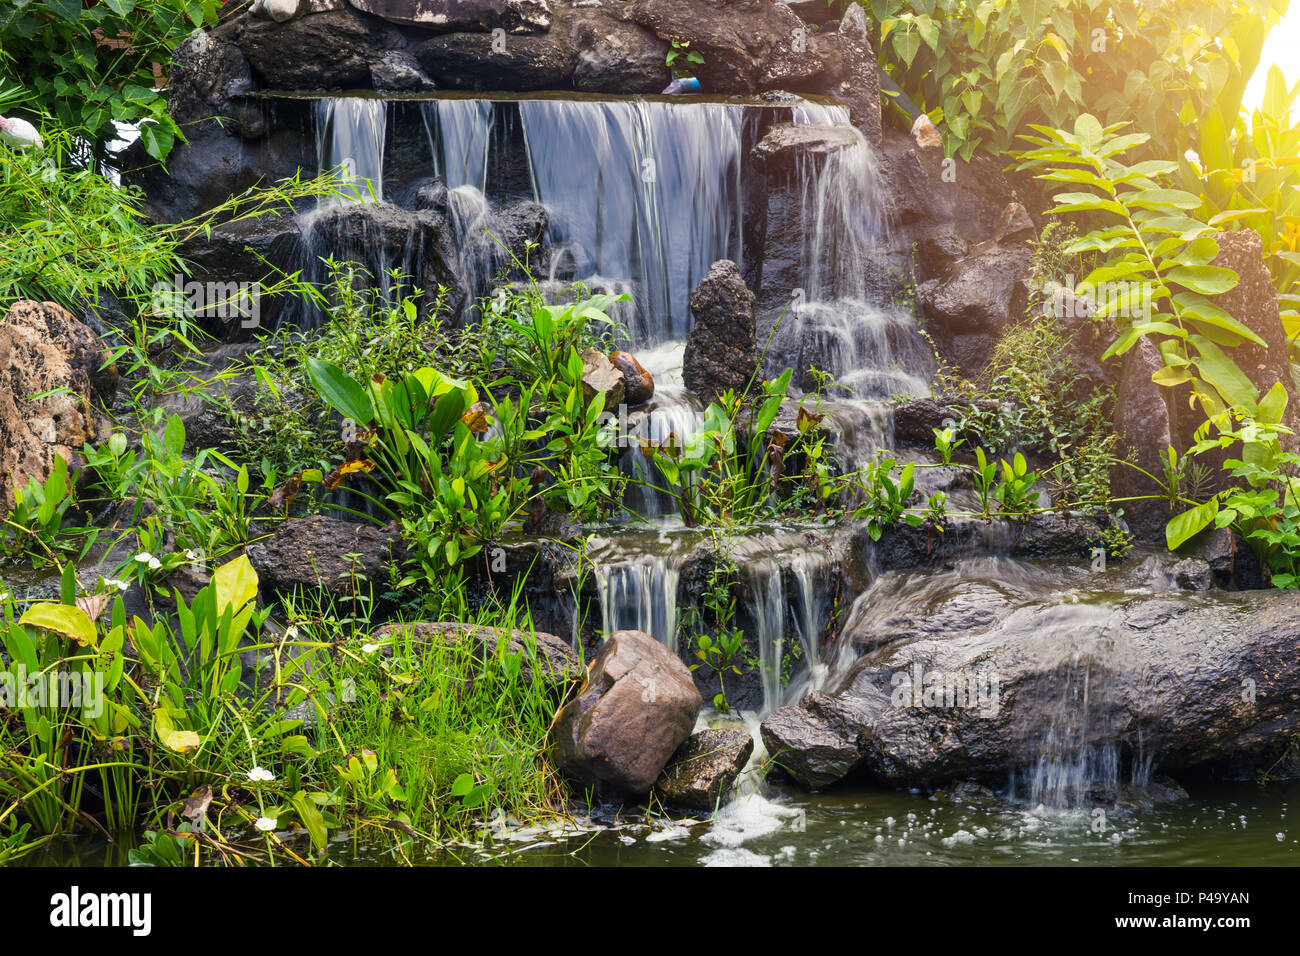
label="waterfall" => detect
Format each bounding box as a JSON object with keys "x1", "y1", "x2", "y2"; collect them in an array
[
  {"x1": 316, "y1": 97, "x2": 387, "y2": 203},
  {"x1": 519, "y1": 99, "x2": 747, "y2": 343},
  {"x1": 595, "y1": 557, "x2": 681, "y2": 651},
  {"x1": 735, "y1": 536, "x2": 836, "y2": 715},
  {"x1": 420, "y1": 99, "x2": 492, "y2": 192},
  {"x1": 771, "y1": 102, "x2": 934, "y2": 402}
]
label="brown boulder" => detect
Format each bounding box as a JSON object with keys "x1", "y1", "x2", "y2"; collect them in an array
[
  {"x1": 553, "y1": 629, "x2": 701, "y2": 795},
  {"x1": 609, "y1": 350, "x2": 654, "y2": 406},
  {"x1": 0, "y1": 301, "x2": 115, "y2": 511}
]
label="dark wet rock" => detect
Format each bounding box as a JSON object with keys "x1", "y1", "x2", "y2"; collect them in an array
[
  {"x1": 307, "y1": 202, "x2": 466, "y2": 317},
  {"x1": 371, "y1": 620, "x2": 580, "y2": 698},
  {"x1": 415, "y1": 30, "x2": 569, "y2": 89},
  {"x1": 1172, "y1": 558, "x2": 1213, "y2": 592},
  {"x1": 239, "y1": 7, "x2": 402, "y2": 89},
  {"x1": 1178, "y1": 526, "x2": 1267, "y2": 591},
  {"x1": 761, "y1": 691, "x2": 873, "y2": 789},
  {"x1": 553, "y1": 629, "x2": 702, "y2": 795},
  {"x1": 653, "y1": 727, "x2": 753, "y2": 811},
  {"x1": 684, "y1": 260, "x2": 760, "y2": 404},
  {"x1": 370, "y1": 49, "x2": 436, "y2": 90},
  {"x1": 175, "y1": 210, "x2": 307, "y2": 337},
  {"x1": 610, "y1": 351, "x2": 654, "y2": 406},
  {"x1": 246, "y1": 515, "x2": 407, "y2": 598},
  {"x1": 915, "y1": 229, "x2": 970, "y2": 282},
  {"x1": 568, "y1": 6, "x2": 671, "y2": 92},
  {"x1": 347, "y1": 0, "x2": 552, "y2": 32},
  {"x1": 1111, "y1": 337, "x2": 1175, "y2": 542},
  {"x1": 931, "y1": 780, "x2": 1000, "y2": 808},
  {"x1": 992, "y1": 201, "x2": 1036, "y2": 243},
  {"x1": 761, "y1": 588, "x2": 1300, "y2": 789},
  {"x1": 781, "y1": 0, "x2": 841, "y2": 25},
  {"x1": 0, "y1": 301, "x2": 114, "y2": 512},
  {"x1": 251, "y1": 0, "x2": 346, "y2": 22},
  {"x1": 167, "y1": 29, "x2": 258, "y2": 130},
  {"x1": 842, "y1": 580, "x2": 1011, "y2": 654},
  {"x1": 866, "y1": 513, "x2": 1105, "y2": 569},
  {"x1": 579, "y1": 349, "x2": 626, "y2": 408},
  {"x1": 625, "y1": 0, "x2": 880, "y2": 141},
  {"x1": 892, "y1": 398, "x2": 962, "y2": 447},
  {"x1": 916, "y1": 241, "x2": 1032, "y2": 336}
]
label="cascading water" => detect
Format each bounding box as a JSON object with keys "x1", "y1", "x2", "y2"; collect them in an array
[
  {"x1": 519, "y1": 99, "x2": 747, "y2": 343},
  {"x1": 315, "y1": 97, "x2": 387, "y2": 203}
]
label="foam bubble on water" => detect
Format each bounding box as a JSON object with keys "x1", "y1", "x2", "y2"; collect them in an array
[
  {"x1": 701, "y1": 847, "x2": 773, "y2": 867},
  {"x1": 701, "y1": 791, "x2": 804, "y2": 848}
]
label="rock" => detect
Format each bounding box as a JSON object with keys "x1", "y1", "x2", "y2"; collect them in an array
[
  {"x1": 751, "y1": 122, "x2": 862, "y2": 167},
  {"x1": 917, "y1": 242, "x2": 1032, "y2": 336},
  {"x1": 251, "y1": 0, "x2": 346, "y2": 23},
  {"x1": 1172, "y1": 558, "x2": 1213, "y2": 591},
  {"x1": 684, "y1": 260, "x2": 760, "y2": 404},
  {"x1": 306, "y1": 202, "x2": 466, "y2": 318},
  {"x1": 761, "y1": 692, "x2": 870, "y2": 789},
  {"x1": 175, "y1": 210, "x2": 307, "y2": 337},
  {"x1": 762, "y1": 588, "x2": 1300, "y2": 789},
  {"x1": 579, "y1": 349, "x2": 626, "y2": 408},
  {"x1": 246, "y1": 515, "x2": 408, "y2": 599},
  {"x1": 1111, "y1": 337, "x2": 1176, "y2": 541},
  {"x1": 568, "y1": 7, "x2": 671, "y2": 92},
  {"x1": 652, "y1": 727, "x2": 753, "y2": 810},
  {"x1": 167, "y1": 29, "x2": 257, "y2": 129},
  {"x1": 866, "y1": 512, "x2": 1105, "y2": 570},
  {"x1": 1179, "y1": 526, "x2": 1267, "y2": 591},
  {"x1": 239, "y1": 7, "x2": 401, "y2": 88},
  {"x1": 1208, "y1": 229, "x2": 1300, "y2": 440},
  {"x1": 911, "y1": 113, "x2": 941, "y2": 149},
  {"x1": 347, "y1": 0, "x2": 553, "y2": 33},
  {"x1": 553, "y1": 629, "x2": 701, "y2": 795},
  {"x1": 414, "y1": 29, "x2": 572, "y2": 89},
  {"x1": 992, "y1": 201, "x2": 1036, "y2": 243},
  {"x1": 624, "y1": 0, "x2": 880, "y2": 141},
  {"x1": 892, "y1": 398, "x2": 962, "y2": 447},
  {"x1": 370, "y1": 50, "x2": 436, "y2": 90},
  {"x1": 0, "y1": 301, "x2": 114, "y2": 511},
  {"x1": 371, "y1": 620, "x2": 581, "y2": 698},
  {"x1": 609, "y1": 351, "x2": 654, "y2": 406}
]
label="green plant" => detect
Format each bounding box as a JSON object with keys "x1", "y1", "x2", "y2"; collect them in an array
[
  {"x1": 856, "y1": 0, "x2": 1288, "y2": 161},
  {"x1": 995, "y1": 451, "x2": 1040, "y2": 516},
  {"x1": 665, "y1": 39, "x2": 705, "y2": 79},
  {"x1": 1017, "y1": 114, "x2": 1263, "y2": 415},
  {"x1": 683, "y1": 559, "x2": 747, "y2": 713},
  {"x1": 0, "y1": 1, "x2": 224, "y2": 163},
  {"x1": 1, "y1": 455, "x2": 89, "y2": 567},
  {"x1": 851, "y1": 454, "x2": 923, "y2": 539}
]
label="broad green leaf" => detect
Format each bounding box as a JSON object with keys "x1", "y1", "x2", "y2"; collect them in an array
[
  {"x1": 306, "y1": 358, "x2": 374, "y2": 425},
  {"x1": 1166, "y1": 499, "x2": 1219, "y2": 550},
  {"x1": 19, "y1": 603, "x2": 97, "y2": 647},
  {"x1": 212, "y1": 554, "x2": 258, "y2": 616}
]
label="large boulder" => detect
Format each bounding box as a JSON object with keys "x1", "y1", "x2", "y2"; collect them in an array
[
  {"x1": 653, "y1": 727, "x2": 753, "y2": 810},
  {"x1": 625, "y1": 0, "x2": 880, "y2": 142},
  {"x1": 238, "y1": 7, "x2": 403, "y2": 89},
  {"x1": 347, "y1": 0, "x2": 552, "y2": 32},
  {"x1": 413, "y1": 4, "x2": 668, "y2": 92},
  {"x1": 1111, "y1": 337, "x2": 1177, "y2": 541},
  {"x1": 553, "y1": 629, "x2": 702, "y2": 795},
  {"x1": 761, "y1": 587, "x2": 1300, "y2": 790},
  {"x1": 246, "y1": 515, "x2": 408, "y2": 599},
  {"x1": 0, "y1": 301, "x2": 115, "y2": 511},
  {"x1": 370, "y1": 620, "x2": 581, "y2": 698},
  {"x1": 917, "y1": 242, "x2": 1032, "y2": 343},
  {"x1": 684, "y1": 260, "x2": 760, "y2": 404}
]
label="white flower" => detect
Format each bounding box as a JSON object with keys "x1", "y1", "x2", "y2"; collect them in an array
[
  {"x1": 106, "y1": 579, "x2": 130, "y2": 592},
  {"x1": 254, "y1": 816, "x2": 276, "y2": 832},
  {"x1": 247, "y1": 766, "x2": 274, "y2": 782},
  {"x1": 284, "y1": 626, "x2": 299, "y2": 641},
  {"x1": 361, "y1": 643, "x2": 381, "y2": 654},
  {"x1": 184, "y1": 549, "x2": 203, "y2": 562},
  {"x1": 0, "y1": 592, "x2": 10, "y2": 604},
  {"x1": 134, "y1": 553, "x2": 162, "y2": 571}
]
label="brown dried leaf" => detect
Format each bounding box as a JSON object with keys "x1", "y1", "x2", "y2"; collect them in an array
[
  {"x1": 267, "y1": 475, "x2": 302, "y2": 511},
  {"x1": 75, "y1": 593, "x2": 109, "y2": 623},
  {"x1": 181, "y1": 784, "x2": 213, "y2": 824},
  {"x1": 460, "y1": 401, "x2": 493, "y2": 435}
]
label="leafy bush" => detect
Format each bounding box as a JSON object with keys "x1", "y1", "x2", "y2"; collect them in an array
[{"x1": 856, "y1": 0, "x2": 1288, "y2": 161}]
